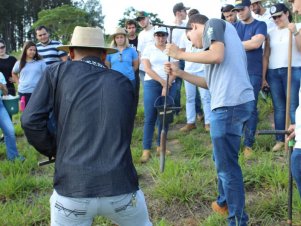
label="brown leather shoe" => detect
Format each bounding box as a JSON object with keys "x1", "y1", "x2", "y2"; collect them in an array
[
  {"x1": 272, "y1": 142, "x2": 284, "y2": 152},
  {"x1": 156, "y1": 146, "x2": 171, "y2": 156},
  {"x1": 211, "y1": 201, "x2": 228, "y2": 216},
  {"x1": 205, "y1": 124, "x2": 210, "y2": 132},
  {"x1": 197, "y1": 113, "x2": 204, "y2": 122},
  {"x1": 179, "y1": 123, "x2": 196, "y2": 132},
  {"x1": 140, "y1": 150, "x2": 151, "y2": 163},
  {"x1": 243, "y1": 146, "x2": 253, "y2": 158}
]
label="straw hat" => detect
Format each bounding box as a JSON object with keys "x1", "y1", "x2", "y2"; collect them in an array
[
  {"x1": 57, "y1": 26, "x2": 117, "y2": 54},
  {"x1": 111, "y1": 27, "x2": 127, "y2": 38}
]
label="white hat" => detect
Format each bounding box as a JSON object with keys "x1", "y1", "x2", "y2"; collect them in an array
[
  {"x1": 57, "y1": 26, "x2": 117, "y2": 54},
  {"x1": 154, "y1": 26, "x2": 169, "y2": 35},
  {"x1": 250, "y1": 0, "x2": 262, "y2": 3}
]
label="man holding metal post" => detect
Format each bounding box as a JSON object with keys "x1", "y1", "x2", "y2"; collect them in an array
[{"x1": 164, "y1": 14, "x2": 254, "y2": 226}]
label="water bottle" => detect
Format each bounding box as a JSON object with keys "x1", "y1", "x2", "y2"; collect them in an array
[{"x1": 20, "y1": 96, "x2": 26, "y2": 112}]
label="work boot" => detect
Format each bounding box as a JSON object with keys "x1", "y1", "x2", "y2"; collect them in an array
[
  {"x1": 211, "y1": 201, "x2": 228, "y2": 216},
  {"x1": 179, "y1": 123, "x2": 196, "y2": 132},
  {"x1": 205, "y1": 124, "x2": 210, "y2": 132},
  {"x1": 272, "y1": 141, "x2": 284, "y2": 152},
  {"x1": 243, "y1": 146, "x2": 253, "y2": 158},
  {"x1": 140, "y1": 150, "x2": 151, "y2": 163},
  {"x1": 156, "y1": 146, "x2": 171, "y2": 156}
]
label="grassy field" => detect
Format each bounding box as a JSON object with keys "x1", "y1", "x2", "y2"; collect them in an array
[{"x1": 1, "y1": 87, "x2": 301, "y2": 226}]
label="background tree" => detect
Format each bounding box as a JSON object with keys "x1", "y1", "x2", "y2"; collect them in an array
[
  {"x1": 32, "y1": 5, "x2": 89, "y2": 44},
  {"x1": 118, "y1": 7, "x2": 164, "y2": 33}
]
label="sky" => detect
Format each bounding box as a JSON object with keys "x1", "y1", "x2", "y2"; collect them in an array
[{"x1": 101, "y1": 0, "x2": 235, "y2": 34}]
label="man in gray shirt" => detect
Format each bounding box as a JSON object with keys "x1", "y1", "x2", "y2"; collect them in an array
[{"x1": 165, "y1": 14, "x2": 254, "y2": 226}]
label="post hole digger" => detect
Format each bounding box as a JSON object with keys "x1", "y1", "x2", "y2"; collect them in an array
[{"x1": 152, "y1": 22, "x2": 190, "y2": 172}]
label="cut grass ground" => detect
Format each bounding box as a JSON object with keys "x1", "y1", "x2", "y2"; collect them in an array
[{"x1": 1, "y1": 88, "x2": 301, "y2": 226}]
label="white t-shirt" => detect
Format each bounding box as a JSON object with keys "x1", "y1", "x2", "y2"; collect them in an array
[
  {"x1": 295, "y1": 86, "x2": 301, "y2": 148},
  {"x1": 268, "y1": 23, "x2": 301, "y2": 69},
  {"x1": 179, "y1": 34, "x2": 204, "y2": 73},
  {"x1": 170, "y1": 21, "x2": 186, "y2": 46},
  {"x1": 141, "y1": 44, "x2": 177, "y2": 81},
  {"x1": 137, "y1": 27, "x2": 155, "y2": 71},
  {"x1": 253, "y1": 9, "x2": 276, "y2": 33}
]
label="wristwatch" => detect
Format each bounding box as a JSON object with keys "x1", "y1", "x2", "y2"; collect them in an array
[{"x1": 293, "y1": 30, "x2": 300, "y2": 36}]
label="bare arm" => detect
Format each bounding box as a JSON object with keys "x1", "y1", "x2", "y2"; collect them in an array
[
  {"x1": 105, "y1": 60, "x2": 111, "y2": 69},
  {"x1": 133, "y1": 59, "x2": 139, "y2": 71},
  {"x1": 262, "y1": 36, "x2": 270, "y2": 88},
  {"x1": 288, "y1": 23, "x2": 301, "y2": 52},
  {"x1": 0, "y1": 83, "x2": 8, "y2": 95},
  {"x1": 166, "y1": 41, "x2": 224, "y2": 64},
  {"x1": 164, "y1": 62, "x2": 208, "y2": 89},
  {"x1": 242, "y1": 34, "x2": 265, "y2": 51},
  {"x1": 11, "y1": 72, "x2": 19, "y2": 84}
]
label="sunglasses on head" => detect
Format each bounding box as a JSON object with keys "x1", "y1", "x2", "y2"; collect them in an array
[
  {"x1": 272, "y1": 14, "x2": 283, "y2": 20},
  {"x1": 0, "y1": 46, "x2": 5, "y2": 49},
  {"x1": 155, "y1": 33, "x2": 167, "y2": 37}
]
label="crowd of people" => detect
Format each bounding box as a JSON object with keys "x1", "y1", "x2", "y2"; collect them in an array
[{"x1": 1, "y1": 0, "x2": 301, "y2": 225}]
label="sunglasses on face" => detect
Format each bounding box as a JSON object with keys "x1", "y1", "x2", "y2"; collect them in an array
[
  {"x1": 0, "y1": 46, "x2": 5, "y2": 49},
  {"x1": 272, "y1": 14, "x2": 283, "y2": 20}
]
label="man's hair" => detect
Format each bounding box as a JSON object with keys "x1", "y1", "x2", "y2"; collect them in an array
[
  {"x1": 187, "y1": 14, "x2": 209, "y2": 28},
  {"x1": 125, "y1": 19, "x2": 137, "y2": 28},
  {"x1": 35, "y1": 25, "x2": 49, "y2": 33},
  {"x1": 221, "y1": 4, "x2": 235, "y2": 13},
  {"x1": 188, "y1": 9, "x2": 199, "y2": 18}
]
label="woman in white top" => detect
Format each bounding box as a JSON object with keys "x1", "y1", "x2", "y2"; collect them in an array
[
  {"x1": 263, "y1": 3, "x2": 301, "y2": 151},
  {"x1": 140, "y1": 26, "x2": 178, "y2": 163},
  {"x1": 12, "y1": 41, "x2": 46, "y2": 107}
]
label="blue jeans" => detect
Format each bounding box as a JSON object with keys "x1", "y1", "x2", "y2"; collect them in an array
[
  {"x1": 267, "y1": 67, "x2": 301, "y2": 141},
  {"x1": 0, "y1": 99, "x2": 20, "y2": 160},
  {"x1": 211, "y1": 101, "x2": 254, "y2": 226},
  {"x1": 244, "y1": 74, "x2": 261, "y2": 148},
  {"x1": 291, "y1": 148, "x2": 301, "y2": 199},
  {"x1": 143, "y1": 80, "x2": 176, "y2": 149},
  {"x1": 50, "y1": 189, "x2": 152, "y2": 226}
]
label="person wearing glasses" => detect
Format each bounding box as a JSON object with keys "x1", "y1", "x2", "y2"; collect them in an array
[
  {"x1": 232, "y1": 0, "x2": 267, "y2": 158},
  {"x1": 221, "y1": 4, "x2": 238, "y2": 24},
  {"x1": 140, "y1": 26, "x2": 178, "y2": 163},
  {"x1": 105, "y1": 27, "x2": 138, "y2": 89},
  {"x1": 0, "y1": 39, "x2": 17, "y2": 96},
  {"x1": 263, "y1": 3, "x2": 301, "y2": 152}
]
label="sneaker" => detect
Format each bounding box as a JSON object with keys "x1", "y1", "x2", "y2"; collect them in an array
[
  {"x1": 205, "y1": 124, "x2": 210, "y2": 132},
  {"x1": 243, "y1": 146, "x2": 253, "y2": 158},
  {"x1": 179, "y1": 123, "x2": 196, "y2": 132},
  {"x1": 140, "y1": 150, "x2": 151, "y2": 163},
  {"x1": 211, "y1": 201, "x2": 228, "y2": 215},
  {"x1": 272, "y1": 141, "x2": 284, "y2": 152},
  {"x1": 156, "y1": 146, "x2": 171, "y2": 156}
]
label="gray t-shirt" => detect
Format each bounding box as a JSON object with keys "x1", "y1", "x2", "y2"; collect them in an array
[{"x1": 203, "y1": 19, "x2": 254, "y2": 110}]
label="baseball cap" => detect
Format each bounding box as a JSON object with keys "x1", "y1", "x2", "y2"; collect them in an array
[
  {"x1": 173, "y1": 2, "x2": 190, "y2": 14},
  {"x1": 232, "y1": 0, "x2": 251, "y2": 10},
  {"x1": 135, "y1": 11, "x2": 149, "y2": 21},
  {"x1": 250, "y1": 0, "x2": 261, "y2": 3},
  {"x1": 270, "y1": 3, "x2": 287, "y2": 17},
  {"x1": 154, "y1": 26, "x2": 168, "y2": 35}
]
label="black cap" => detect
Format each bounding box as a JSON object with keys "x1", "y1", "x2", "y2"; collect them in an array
[
  {"x1": 270, "y1": 3, "x2": 287, "y2": 17},
  {"x1": 232, "y1": 0, "x2": 251, "y2": 11},
  {"x1": 173, "y1": 2, "x2": 190, "y2": 14}
]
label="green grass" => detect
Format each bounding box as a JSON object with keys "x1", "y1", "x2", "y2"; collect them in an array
[{"x1": 1, "y1": 87, "x2": 301, "y2": 226}]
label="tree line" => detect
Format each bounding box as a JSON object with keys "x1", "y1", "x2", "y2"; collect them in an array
[{"x1": 0, "y1": 0, "x2": 104, "y2": 52}]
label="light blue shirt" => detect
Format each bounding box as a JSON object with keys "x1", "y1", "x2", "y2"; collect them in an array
[
  {"x1": 106, "y1": 47, "x2": 138, "y2": 81},
  {"x1": 13, "y1": 60, "x2": 46, "y2": 93}
]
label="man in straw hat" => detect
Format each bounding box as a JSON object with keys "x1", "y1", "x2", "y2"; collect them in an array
[{"x1": 21, "y1": 26, "x2": 152, "y2": 226}]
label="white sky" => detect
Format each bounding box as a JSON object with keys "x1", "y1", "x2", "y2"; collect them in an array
[{"x1": 101, "y1": 0, "x2": 235, "y2": 34}]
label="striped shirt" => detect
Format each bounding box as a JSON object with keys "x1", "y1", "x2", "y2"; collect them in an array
[{"x1": 37, "y1": 40, "x2": 67, "y2": 65}]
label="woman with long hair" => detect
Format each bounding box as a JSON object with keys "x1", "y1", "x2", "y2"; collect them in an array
[
  {"x1": 263, "y1": 3, "x2": 301, "y2": 151},
  {"x1": 12, "y1": 41, "x2": 46, "y2": 107}
]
